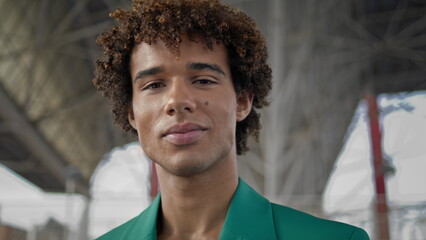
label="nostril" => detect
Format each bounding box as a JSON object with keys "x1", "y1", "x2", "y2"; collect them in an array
[{"x1": 164, "y1": 95, "x2": 196, "y2": 115}]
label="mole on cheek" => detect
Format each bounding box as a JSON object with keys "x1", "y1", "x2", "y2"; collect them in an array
[{"x1": 204, "y1": 101, "x2": 209, "y2": 106}]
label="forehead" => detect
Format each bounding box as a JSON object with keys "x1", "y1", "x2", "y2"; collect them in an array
[{"x1": 129, "y1": 38, "x2": 230, "y2": 75}]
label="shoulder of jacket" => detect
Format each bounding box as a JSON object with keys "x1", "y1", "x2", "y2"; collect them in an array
[
  {"x1": 95, "y1": 215, "x2": 140, "y2": 240},
  {"x1": 270, "y1": 203, "x2": 369, "y2": 240}
]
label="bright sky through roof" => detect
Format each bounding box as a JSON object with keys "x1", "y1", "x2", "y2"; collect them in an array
[
  {"x1": 0, "y1": 166, "x2": 85, "y2": 231},
  {"x1": 324, "y1": 91, "x2": 426, "y2": 214}
]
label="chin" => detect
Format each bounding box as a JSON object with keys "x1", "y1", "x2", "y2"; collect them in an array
[
  {"x1": 161, "y1": 159, "x2": 211, "y2": 177},
  {"x1": 150, "y1": 142, "x2": 233, "y2": 177}
]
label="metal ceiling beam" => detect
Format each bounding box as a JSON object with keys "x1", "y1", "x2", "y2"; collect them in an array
[{"x1": 0, "y1": 82, "x2": 88, "y2": 196}]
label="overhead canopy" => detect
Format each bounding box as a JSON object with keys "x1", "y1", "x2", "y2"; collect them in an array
[{"x1": 0, "y1": 0, "x2": 133, "y2": 195}]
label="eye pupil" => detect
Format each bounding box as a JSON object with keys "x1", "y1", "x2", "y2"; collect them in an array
[
  {"x1": 197, "y1": 79, "x2": 214, "y2": 84},
  {"x1": 143, "y1": 82, "x2": 164, "y2": 90}
]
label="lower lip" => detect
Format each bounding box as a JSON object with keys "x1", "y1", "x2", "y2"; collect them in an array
[{"x1": 164, "y1": 130, "x2": 205, "y2": 145}]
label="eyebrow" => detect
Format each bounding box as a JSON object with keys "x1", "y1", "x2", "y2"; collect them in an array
[
  {"x1": 188, "y1": 62, "x2": 226, "y2": 76},
  {"x1": 134, "y1": 66, "x2": 165, "y2": 82}
]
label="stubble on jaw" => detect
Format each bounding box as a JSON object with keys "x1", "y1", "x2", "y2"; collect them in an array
[{"x1": 150, "y1": 140, "x2": 234, "y2": 178}]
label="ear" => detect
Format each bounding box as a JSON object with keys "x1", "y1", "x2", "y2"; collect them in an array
[
  {"x1": 128, "y1": 104, "x2": 137, "y2": 130},
  {"x1": 236, "y1": 91, "x2": 253, "y2": 122}
]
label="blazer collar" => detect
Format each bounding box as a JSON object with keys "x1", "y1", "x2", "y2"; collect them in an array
[
  {"x1": 130, "y1": 178, "x2": 277, "y2": 240},
  {"x1": 126, "y1": 193, "x2": 161, "y2": 240},
  {"x1": 220, "y1": 179, "x2": 277, "y2": 240}
]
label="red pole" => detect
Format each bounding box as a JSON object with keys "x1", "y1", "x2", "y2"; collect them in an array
[
  {"x1": 150, "y1": 161, "x2": 159, "y2": 199},
  {"x1": 366, "y1": 95, "x2": 390, "y2": 240}
]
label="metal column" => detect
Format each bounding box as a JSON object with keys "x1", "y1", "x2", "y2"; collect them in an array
[{"x1": 366, "y1": 95, "x2": 390, "y2": 240}]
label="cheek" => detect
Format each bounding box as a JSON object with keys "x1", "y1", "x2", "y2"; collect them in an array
[
  {"x1": 133, "y1": 95, "x2": 163, "y2": 120},
  {"x1": 132, "y1": 99, "x2": 162, "y2": 138},
  {"x1": 210, "y1": 97, "x2": 237, "y2": 133}
]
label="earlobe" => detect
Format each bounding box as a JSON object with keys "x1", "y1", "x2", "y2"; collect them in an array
[
  {"x1": 236, "y1": 92, "x2": 254, "y2": 122},
  {"x1": 128, "y1": 105, "x2": 137, "y2": 130}
]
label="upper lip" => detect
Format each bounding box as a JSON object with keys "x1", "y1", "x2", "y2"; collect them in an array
[{"x1": 162, "y1": 123, "x2": 207, "y2": 136}]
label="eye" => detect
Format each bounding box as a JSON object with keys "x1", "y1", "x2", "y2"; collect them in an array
[
  {"x1": 193, "y1": 79, "x2": 217, "y2": 85},
  {"x1": 142, "y1": 81, "x2": 165, "y2": 90}
]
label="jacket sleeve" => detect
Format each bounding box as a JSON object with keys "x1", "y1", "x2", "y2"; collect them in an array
[{"x1": 350, "y1": 228, "x2": 370, "y2": 240}]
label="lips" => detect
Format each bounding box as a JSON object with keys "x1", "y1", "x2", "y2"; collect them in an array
[{"x1": 162, "y1": 123, "x2": 207, "y2": 145}]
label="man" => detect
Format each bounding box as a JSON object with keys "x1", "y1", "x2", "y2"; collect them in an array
[{"x1": 93, "y1": 0, "x2": 370, "y2": 239}]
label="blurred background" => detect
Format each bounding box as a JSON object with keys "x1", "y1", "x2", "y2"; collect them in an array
[{"x1": 0, "y1": 0, "x2": 425, "y2": 239}]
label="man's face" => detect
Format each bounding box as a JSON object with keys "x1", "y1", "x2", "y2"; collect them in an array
[{"x1": 128, "y1": 38, "x2": 252, "y2": 177}]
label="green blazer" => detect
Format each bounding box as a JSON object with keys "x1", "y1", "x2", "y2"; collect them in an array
[{"x1": 97, "y1": 179, "x2": 370, "y2": 240}]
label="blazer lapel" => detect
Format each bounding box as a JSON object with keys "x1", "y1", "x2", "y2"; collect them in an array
[
  {"x1": 122, "y1": 179, "x2": 277, "y2": 240},
  {"x1": 125, "y1": 194, "x2": 161, "y2": 240},
  {"x1": 220, "y1": 179, "x2": 278, "y2": 240}
]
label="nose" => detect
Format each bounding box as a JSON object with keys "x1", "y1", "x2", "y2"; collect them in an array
[{"x1": 164, "y1": 79, "x2": 196, "y2": 116}]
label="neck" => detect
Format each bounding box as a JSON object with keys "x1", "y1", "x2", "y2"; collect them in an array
[{"x1": 156, "y1": 153, "x2": 238, "y2": 240}]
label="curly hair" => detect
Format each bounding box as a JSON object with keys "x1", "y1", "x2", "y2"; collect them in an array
[{"x1": 93, "y1": 0, "x2": 272, "y2": 155}]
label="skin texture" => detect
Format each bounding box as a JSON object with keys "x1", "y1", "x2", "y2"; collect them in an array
[{"x1": 128, "y1": 38, "x2": 253, "y2": 239}]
